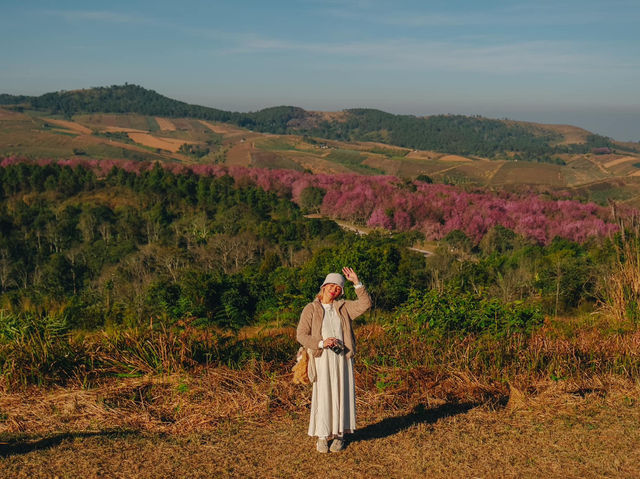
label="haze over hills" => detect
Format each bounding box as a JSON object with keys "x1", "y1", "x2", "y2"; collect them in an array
[{"x1": 2, "y1": 84, "x2": 640, "y2": 206}]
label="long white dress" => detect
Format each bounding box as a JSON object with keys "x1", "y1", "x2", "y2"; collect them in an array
[{"x1": 308, "y1": 302, "x2": 356, "y2": 439}]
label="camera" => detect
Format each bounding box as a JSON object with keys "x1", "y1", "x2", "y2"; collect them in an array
[{"x1": 329, "y1": 340, "x2": 346, "y2": 355}]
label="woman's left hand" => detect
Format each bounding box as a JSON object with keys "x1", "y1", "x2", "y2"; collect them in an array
[
  {"x1": 342, "y1": 267, "x2": 359, "y2": 284},
  {"x1": 324, "y1": 337, "x2": 339, "y2": 348}
]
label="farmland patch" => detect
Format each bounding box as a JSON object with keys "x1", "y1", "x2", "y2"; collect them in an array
[
  {"x1": 438, "y1": 154, "x2": 473, "y2": 162},
  {"x1": 290, "y1": 153, "x2": 353, "y2": 174},
  {"x1": 127, "y1": 133, "x2": 192, "y2": 153},
  {"x1": 75, "y1": 114, "x2": 157, "y2": 132},
  {"x1": 0, "y1": 108, "x2": 26, "y2": 120},
  {"x1": 604, "y1": 156, "x2": 638, "y2": 169},
  {"x1": 405, "y1": 150, "x2": 441, "y2": 160},
  {"x1": 251, "y1": 151, "x2": 305, "y2": 171},
  {"x1": 225, "y1": 141, "x2": 254, "y2": 166},
  {"x1": 325, "y1": 149, "x2": 384, "y2": 174},
  {"x1": 198, "y1": 120, "x2": 247, "y2": 137},
  {"x1": 154, "y1": 117, "x2": 176, "y2": 131},
  {"x1": 563, "y1": 158, "x2": 609, "y2": 186},
  {"x1": 44, "y1": 118, "x2": 92, "y2": 135},
  {"x1": 489, "y1": 162, "x2": 565, "y2": 186}
]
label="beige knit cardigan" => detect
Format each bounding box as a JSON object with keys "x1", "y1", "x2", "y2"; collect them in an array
[{"x1": 296, "y1": 285, "x2": 372, "y2": 359}]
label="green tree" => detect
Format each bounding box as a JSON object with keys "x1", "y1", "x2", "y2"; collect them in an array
[{"x1": 299, "y1": 186, "x2": 326, "y2": 213}]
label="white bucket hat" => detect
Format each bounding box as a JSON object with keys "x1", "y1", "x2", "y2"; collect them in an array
[{"x1": 321, "y1": 273, "x2": 345, "y2": 290}]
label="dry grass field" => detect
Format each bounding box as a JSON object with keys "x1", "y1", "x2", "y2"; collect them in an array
[
  {"x1": 251, "y1": 150, "x2": 305, "y2": 171},
  {"x1": 293, "y1": 152, "x2": 355, "y2": 174},
  {"x1": 570, "y1": 178, "x2": 640, "y2": 207},
  {"x1": 198, "y1": 120, "x2": 249, "y2": 138},
  {"x1": 225, "y1": 140, "x2": 255, "y2": 166},
  {"x1": 438, "y1": 154, "x2": 473, "y2": 163},
  {"x1": 1, "y1": 370, "x2": 639, "y2": 478},
  {"x1": 75, "y1": 114, "x2": 159, "y2": 132},
  {"x1": 405, "y1": 150, "x2": 442, "y2": 160},
  {"x1": 0, "y1": 108, "x2": 24, "y2": 120},
  {"x1": 441, "y1": 161, "x2": 502, "y2": 184},
  {"x1": 563, "y1": 157, "x2": 610, "y2": 186},
  {"x1": 489, "y1": 162, "x2": 565, "y2": 187},
  {"x1": 0, "y1": 115, "x2": 163, "y2": 161},
  {"x1": 604, "y1": 156, "x2": 638, "y2": 169},
  {"x1": 42, "y1": 118, "x2": 93, "y2": 135},
  {"x1": 126, "y1": 132, "x2": 189, "y2": 153},
  {"x1": 155, "y1": 117, "x2": 176, "y2": 131}
]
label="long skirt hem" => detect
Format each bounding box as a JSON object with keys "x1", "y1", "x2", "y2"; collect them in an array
[{"x1": 307, "y1": 351, "x2": 356, "y2": 438}]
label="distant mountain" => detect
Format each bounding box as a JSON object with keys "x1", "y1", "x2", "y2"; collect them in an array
[{"x1": 0, "y1": 84, "x2": 630, "y2": 158}]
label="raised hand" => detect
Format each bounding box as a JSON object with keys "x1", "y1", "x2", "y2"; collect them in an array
[{"x1": 342, "y1": 267, "x2": 359, "y2": 284}]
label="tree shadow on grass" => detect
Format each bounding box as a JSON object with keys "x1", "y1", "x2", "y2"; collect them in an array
[
  {"x1": 0, "y1": 430, "x2": 137, "y2": 458},
  {"x1": 351, "y1": 402, "x2": 484, "y2": 443}
]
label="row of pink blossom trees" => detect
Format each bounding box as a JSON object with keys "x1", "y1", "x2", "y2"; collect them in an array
[
  {"x1": 1, "y1": 157, "x2": 622, "y2": 244},
  {"x1": 210, "y1": 165, "x2": 620, "y2": 244}
]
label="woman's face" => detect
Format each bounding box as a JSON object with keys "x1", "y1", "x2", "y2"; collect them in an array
[{"x1": 323, "y1": 283, "x2": 343, "y2": 301}]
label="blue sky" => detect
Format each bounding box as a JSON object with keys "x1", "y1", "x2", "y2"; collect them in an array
[{"x1": 1, "y1": 0, "x2": 639, "y2": 140}]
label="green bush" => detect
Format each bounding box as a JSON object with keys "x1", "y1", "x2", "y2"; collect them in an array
[{"x1": 393, "y1": 288, "x2": 544, "y2": 336}]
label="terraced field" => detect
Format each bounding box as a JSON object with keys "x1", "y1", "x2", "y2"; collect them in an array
[
  {"x1": 126, "y1": 132, "x2": 188, "y2": 153},
  {"x1": 2, "y1": 108, "x2": 640, "y2": 203}
]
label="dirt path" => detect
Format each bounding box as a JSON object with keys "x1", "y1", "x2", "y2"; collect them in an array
[
  {"x1": 2, "y1": 392, "x2": 639, "y2": 478},
  {"x1": 225, "y1": 140, "x2": 254, "y2": 166},
  {"x1": 430, "y1": 164, "x2": 464, "y2": 176},
  {"x1": 305, "y1": 216, "x2": 433, "y2": 255},
  {"x1": 587, "y1": 157, "x2": 611, "y2": 175},
  {"x1": 486, "y1": 161, "x2": 506, "y2": 183},
  {"x1": 333, "y1": 219, "x2": 372, "y2": 236},
  {"x1": 407, "y1": 246, "x2": 433, "y2": 257}
]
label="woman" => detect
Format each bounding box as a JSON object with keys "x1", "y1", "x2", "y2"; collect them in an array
[{"x1": 296, "y1": 266, "x2": 372, "y2": 453}]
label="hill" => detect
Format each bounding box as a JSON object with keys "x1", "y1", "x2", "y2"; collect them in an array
[
  {"x1": 3, "y1": 109, "x2": 640, "y2": 207},
  {"x1": 3, "y1": 84, "x2": 636, "y2": 159},
  {"x1": 3, "y1": 85, "x2": 640, "y2": 206}
]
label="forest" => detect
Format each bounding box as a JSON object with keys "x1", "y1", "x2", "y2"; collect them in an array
[{"x1": 0, "y1": 159, "x2": 637, "y2": 387}]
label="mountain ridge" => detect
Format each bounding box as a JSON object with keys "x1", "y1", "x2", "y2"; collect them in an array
[{"x1": 2, "y1": 84, "x2": 634, "y2": 159}]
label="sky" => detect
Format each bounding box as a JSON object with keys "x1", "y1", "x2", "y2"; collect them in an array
[{"x1": 1, "y1": 0, "x2": 639, "y2": 140}]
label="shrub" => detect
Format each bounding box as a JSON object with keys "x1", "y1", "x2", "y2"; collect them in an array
[{"x1": 393, "y1": 288, "x2": 544, "y2": 336}]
